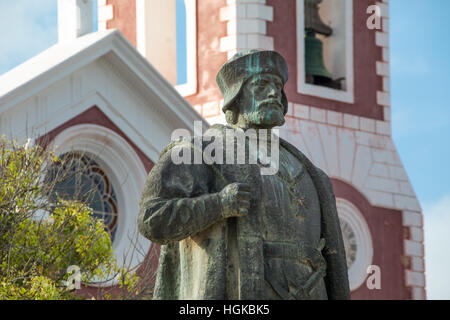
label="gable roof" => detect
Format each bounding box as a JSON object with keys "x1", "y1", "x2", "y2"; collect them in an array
[{"x1": 0, "y1": 29, "x2": 207, "y2": 131}]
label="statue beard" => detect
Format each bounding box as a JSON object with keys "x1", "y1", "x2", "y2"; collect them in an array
[{"x1": 242, "y1": 99, "x2": 285, "y2": 128}]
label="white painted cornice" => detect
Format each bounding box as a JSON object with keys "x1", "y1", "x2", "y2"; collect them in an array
[{"x1": 0, "y1": 29, "x2": 208, "y2": 132}]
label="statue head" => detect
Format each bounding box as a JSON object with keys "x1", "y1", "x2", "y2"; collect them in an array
[{"x1": 216, "y1": 50, "x2": 289, "y2": 129}]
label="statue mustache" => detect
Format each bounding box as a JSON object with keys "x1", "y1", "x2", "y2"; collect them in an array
[{"x1": 257, "y1": 98, "x2": 283, "y2": 110}]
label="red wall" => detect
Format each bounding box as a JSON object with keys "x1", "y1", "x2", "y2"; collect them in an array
[
  {"x1": 103, "y1": 0, "x2": 228, "y2": 109},
  {"x1": 185, "y1": 0, "x2": 228, "y2": 106},
  {"x1": 38, "y1": 106, "x2": 153, "y2": 173},
  {"x1": 57, "y1": 1, "x2": 407, "y2": 299},
  {"x1": 331, "y1": 179, "x2": 411, "y2": 299},
  {"x1": 106, "y1": 0, "x2": 137, "y2": 48},
  {"x1": 37, "y1": 107, "x2": 410, "y2": 299},
  {"x1": 266, "y1": 0, "x2": 384, "y2": 120}
]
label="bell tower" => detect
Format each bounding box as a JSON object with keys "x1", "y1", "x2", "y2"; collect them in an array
[
  {"x1": 98, "y1": 0, "x2": 425, "y2": 299},
  {"x1": 304, "y1": 0, "x2": 339, "y2": 89}
]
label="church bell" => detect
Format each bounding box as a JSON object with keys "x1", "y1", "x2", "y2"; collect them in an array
[
  {"x1": 304, "y1": 0, "x2": 341, "y2": 89},
  {"x1": 305, "y1": 30, "x2": 332, "y2": 80}
]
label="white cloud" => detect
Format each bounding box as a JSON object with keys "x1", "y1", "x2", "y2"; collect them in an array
[
  {"x1": 0, "y1": 0, "x2": 58, "y2": 75},
  {"x1": 423, "y1": 194, "x2": 450, "y2": 299}
]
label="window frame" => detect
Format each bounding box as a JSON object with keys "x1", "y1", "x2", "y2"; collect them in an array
[
  {"x1": 136, "y1": 0, "x2": 197, "y2": 97},
  {"x1": 49, "y1": 123, "x2": 150, "y2": 286},
  {"x1": 296, "y1": 0, "x2": 354, "y2": 103},
  {"x1": 336, "y1": 198, "x2": 374, "y2": 291}
]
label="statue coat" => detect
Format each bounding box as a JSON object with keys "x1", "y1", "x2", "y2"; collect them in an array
[{"x1": 138, "y1": 124, "x2": 350, "y2": 299}]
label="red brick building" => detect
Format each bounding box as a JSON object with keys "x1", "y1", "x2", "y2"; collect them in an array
[{"x1": 0, "y1": 0, "x2": 425, "y2": 299}]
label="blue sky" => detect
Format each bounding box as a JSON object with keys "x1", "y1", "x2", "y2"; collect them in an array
[
  {"x1": 391, "y1": 0, "x2": 450, "y2": 205},
  {"x1": 389, "y1": 0, "x2": 450, "y2": 300},
  {"x1": 0, "y1": 0, "x2": 449, "y2": 299}
]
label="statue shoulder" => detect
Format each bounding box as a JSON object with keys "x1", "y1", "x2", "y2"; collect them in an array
[
  {"x1": 204, "y1": 123, "x2": 232, "y2": 138},
  {"x1": 314, "y1": 166, "x2": 333, "y2": 188},
  {"x1": 159, "y1": 123, "x2": 232, "y2": 159},
  {"x1": 280, "y1": 138, "x2": 335, "y2": 196},
  {"x1": 159, "y1": 137, "x2": 194, "y2": 159}
]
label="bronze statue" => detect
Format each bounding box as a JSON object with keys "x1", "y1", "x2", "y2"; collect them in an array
[{"x1": 138, "y1": 50, "x2": 350, "y2": 299}]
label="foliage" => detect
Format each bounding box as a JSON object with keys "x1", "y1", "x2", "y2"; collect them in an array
[{"x1": 0, "y1": 136, "x2": 141, "y2": 299}]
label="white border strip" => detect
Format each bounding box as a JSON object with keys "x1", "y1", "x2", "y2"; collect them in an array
[
  {"x1": 336, "y1": 198, "x2": 374, "y2": 291},
  {"x1": 136, "y1": 0, "x2": 197, "y2": 97},
  {"x1": 296, "y1": 0, "x2": 354, "y2": 103}
]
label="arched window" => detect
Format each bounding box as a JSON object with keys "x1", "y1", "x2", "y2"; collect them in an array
[
  {"x1": 48, "y1": 124, "x2": 150, "y2": 277},
  {"x1": 48, "y1": 152, "x2": 119, "y2": 242}
]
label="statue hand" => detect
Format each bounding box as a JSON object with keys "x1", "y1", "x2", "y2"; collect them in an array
[{"x1": 219, "y1": 182, "x2": 252, "y2": 218}]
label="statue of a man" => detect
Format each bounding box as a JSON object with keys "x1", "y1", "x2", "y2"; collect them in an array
[{"x1": 138, "y1": 50, "x2": 350, "y2": 300}]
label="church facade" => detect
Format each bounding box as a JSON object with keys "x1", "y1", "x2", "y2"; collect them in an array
[{"x1": 0, "y1": 0, "x2": 425, "y2": 299}]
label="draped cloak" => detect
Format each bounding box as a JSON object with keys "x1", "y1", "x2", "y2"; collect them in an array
[{"x1": 138, "y1": 124, "x2": 350, "y2": 300}]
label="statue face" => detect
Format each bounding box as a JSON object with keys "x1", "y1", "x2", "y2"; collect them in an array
[{"x1": 236, "y1": 73, "x2": 285, "y2": 129}]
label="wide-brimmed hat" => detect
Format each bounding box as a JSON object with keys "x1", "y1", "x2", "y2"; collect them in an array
[{"x1": 216, "y1": 50, "x2": 289, "y2": 114}]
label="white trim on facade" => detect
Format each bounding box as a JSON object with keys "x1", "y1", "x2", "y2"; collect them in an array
[
  {"x1": 336, "y1": 198, "x2": 374, "y2": 291},
  {"x1": 219, "y1": 0, "x2": 274, "y2": 59},
  {"x1": 0, "y1": 30, "x2": 207, "y2": 136},
  {"x1": 136, "y1": 0, "x2": 198, "y2": 97},
  {"x1": 176, "y1": 0, "x2": 198, "y2": 96},
  {"x1": 97, "y1": 0, "x2": 113, "y2": 31},
  {"x1": 296, "y1": 0, "x2": 354, "y2": 103},
  {"x1": 0, "y1": 28, "x2": 209, "y2": 285},
  {"x1": 372, "y1": 0, "x2": 425, "y2": 300},
  {"x1": 281, "y1": 103, "x2": 418, "y2": 212},
  {"x1": 49, "y1": 124, "x2": 150, "y2": 280}
]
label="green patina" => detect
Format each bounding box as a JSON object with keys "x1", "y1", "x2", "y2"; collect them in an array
[{"x1": 138, "y1": 50, "x2": 350, "y2": 300}]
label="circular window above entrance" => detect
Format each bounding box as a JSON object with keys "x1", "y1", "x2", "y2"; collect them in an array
[{"x1": 336, "y1": 198, "x2": 374, "y2": 291}]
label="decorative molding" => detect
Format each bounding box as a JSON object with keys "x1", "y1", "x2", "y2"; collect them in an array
[
  {"x1": 0, "y1": 30, "x2": 208, "y2": 135},
  {"x1": 49, "y1": 123, "x2": 150, "y2": 285},
  {"x1": 219, "y1": 0, "x2": 274, "y2": 59},
  {"x1": 203, "y1": 0, "x2": 276, "y2": 118},
  {"x1": 403, "y1": 208, "x2": 426, "y2": 299},
  {"x1": 375, "y1": 1, "x2": 391, "y2": 125},
  {"x1": 97, "y1": 1, "x2": 114, "y2": 31},
  {"x1": 336, "y1": 198, "x2": 374, "y2": 291},
  {"x1": 282, "y1": 103, "x2": 418, "y2": 213},
  {"x1": 283, "y1": 100, "x2": 425, "y2": 299},
  {"x1": 374, "y1": 1, "x2": 425, "y2": 300}
]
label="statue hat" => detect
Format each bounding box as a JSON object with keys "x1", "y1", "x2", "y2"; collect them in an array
[{"x1": 216, "y1": 50, "x2": 289, "y2": 115}]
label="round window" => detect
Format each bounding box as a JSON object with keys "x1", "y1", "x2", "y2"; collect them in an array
[
  {"x1": 340, "y1": 219, "x2": 357, "y2": 269},
  {"x1": 47, "y1": 152, "x2": 119, "y2": 242},
  {"x1": 336, "y1": 198, "x2": 373, "y2": 291}
]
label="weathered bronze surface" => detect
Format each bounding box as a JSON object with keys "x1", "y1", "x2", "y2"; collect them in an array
[{"x1": 138, "y1": 50, "x2": 350, "y2": 299}]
